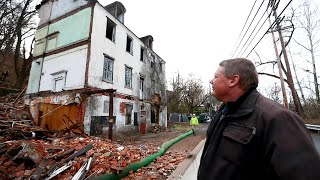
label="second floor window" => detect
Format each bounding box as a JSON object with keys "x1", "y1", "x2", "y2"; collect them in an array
[
  {"x1": 125, "y1": 66, "x2": 132, "y2": 88},
  {"x1": 103, "y1": 55, "x2": 114, "y2": 82}
]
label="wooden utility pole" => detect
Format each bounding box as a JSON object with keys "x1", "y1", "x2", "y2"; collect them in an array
[
  {"x1": 268, "y1": 16, "x2": 288, "y2": 108},
  {"x1": 273, "y1": 7, "x2": 302, "y2": 115},
  {"x1": 108, "y1": 90, "x2": 116, "y2": 140}
]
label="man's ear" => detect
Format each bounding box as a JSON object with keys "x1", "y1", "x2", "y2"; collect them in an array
[{"x1": 228, "y1": 75, "x2": 240, "y2": 88}]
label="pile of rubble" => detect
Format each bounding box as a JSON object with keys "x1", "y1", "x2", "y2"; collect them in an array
[
  {"x1": 0, "y1": 91, "x2": 190, "y2": 179},
  {"x1": 0, "y1": 135, "x2": 188, "y2": 179}
]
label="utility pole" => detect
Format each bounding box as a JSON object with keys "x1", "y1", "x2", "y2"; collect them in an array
[
  {"x1": 268, "y1": 15, "x2": 288, "y2": 108},
  {"x1": 272, "y1": 6, "x2": 302, "y2": 115}
]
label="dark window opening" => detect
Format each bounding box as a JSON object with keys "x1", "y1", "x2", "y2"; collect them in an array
[
  {"x1": 140, "y1": 47, "x2": 144, "y2": 62},
  {"x1": 151, "y1": 109, "x2": 156, "y2": 123},
  {"x1": 106, "y1": 19, "x2": 116, "y2": 42},
  {"x1": 125, "y1": 104, "x2": 133, "y2": 125},
  {"x1": 126, "y1": 35, "x2": 133, "y2": 54}
]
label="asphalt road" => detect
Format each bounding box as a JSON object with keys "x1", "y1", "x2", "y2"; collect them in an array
[{"x1": 312, "y1": 134, "x2": 320, "y2": 153}]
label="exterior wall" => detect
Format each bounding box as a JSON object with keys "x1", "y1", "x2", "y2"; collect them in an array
[
  {"x1": 39, "y1": 45, "x2": 88, "y2": 92},
  {"x1": 33, "y1": 7, "x2": 91, "y2": 57},
  {"x1": 37, "y1": 0, "x2": 89, "y2": 26},
  {"x1": 27, "y1": 1, "x2": 167, "y2": 134},
  {"x1": 88, "y1": 3, "x2": 167, "y2": 132},
  {"x1": 26, "y1": 58, "x2": 43, "y2": 94}
]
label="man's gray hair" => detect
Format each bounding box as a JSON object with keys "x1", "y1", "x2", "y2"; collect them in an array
[{"x1": 219, "y1": 58, "x2": 259, "y2": 89}]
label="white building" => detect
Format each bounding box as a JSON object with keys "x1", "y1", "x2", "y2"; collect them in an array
[{"x1": 25, "y1": 0, "x2": 167, "y2": 136}]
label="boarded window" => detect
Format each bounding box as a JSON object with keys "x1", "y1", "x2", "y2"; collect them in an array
[
  {"x1": 103, "y1": 100, "x2": 109, "y2": 113},
  {"x1": 103, "y1": 55, "x2": 114, "y2": 82},
  {"x1": 46, "y1": 33, "x2": 59, "y2": 51},
  {"x1": 125, "y1": 104, "x2": 133, "y2": 125},
  {"x1": 125, "y1": 66, "x2": 132, "y2": 88},
  {"x1": 106, "y1": 18, "x2": 116, "y2": 42},
  {"x1": 34, "y1": 39, "x2": 46, "y2": 56}
]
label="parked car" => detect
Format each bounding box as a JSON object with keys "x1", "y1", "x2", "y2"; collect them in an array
[{"x1": 198, "y1": 113, "x2": 211, "y2": 123}]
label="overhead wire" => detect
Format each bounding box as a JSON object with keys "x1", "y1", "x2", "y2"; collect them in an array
[
  {"x1": 239, "y1": 10, "x2": 272, "y2": 57},
  {"x1": 236, "y1": 6, "x2": 269, "y2": 57},
  {"x1": 230, "y1": 0, "x2": 258, "y2": 57},
  {"x1": 231, "y1": 0, "x2": 266, "y2": 58},
  {"x1": 245, "y1": 0, "x2": 294, "y2": 58}
]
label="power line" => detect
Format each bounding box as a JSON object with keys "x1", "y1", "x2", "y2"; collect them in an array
[
  {"x1": 239, "y1": 10, "x2": 272, "y2": 57},
  {"x1": 236, "y1": 7, "x2": 269, "y2": 57},
  {"x1": 230, "y1": 0, "x2": 258, "y2": 57},
  {"x1": 231, "y1": 0, "x2": 266, "y2": 58},
  {"x1": 245, "y1": 0, "x2": 294, "y2": 58}
]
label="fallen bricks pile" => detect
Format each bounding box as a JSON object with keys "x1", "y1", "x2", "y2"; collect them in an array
[
  {"x1": 0, "y1": 92, "x2": 190, "y2": 179},
  {"x1": 0, "y1": 135, "x2": 188, "y2": 179}
]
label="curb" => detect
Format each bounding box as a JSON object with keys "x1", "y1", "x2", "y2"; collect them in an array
[{"x1": 167, "y1": 139, "x2": 205, "y2": 179}]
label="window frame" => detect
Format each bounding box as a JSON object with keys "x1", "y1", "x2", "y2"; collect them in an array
[
  {"x1": 106, "y1": 18, "x2": 116, "y2": 42},
  {"x1": 126, "y1": 35, "x2": 133, "y2": 55},
  {"x1": 125, "y1": 65, "x2": 133, "y2": 88},
  {"x1": 102, "y1": 54, "x2": 114, "y2": 83},
  {"x1": 125, "y1": 103, "x2": 133, "y2": 125},
  {"x1": 140, "y1": 46, "x2": 145, "y2": 62}
]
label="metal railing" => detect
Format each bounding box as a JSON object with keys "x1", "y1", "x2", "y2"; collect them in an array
[{"x1": 306, "y1": 124, "x2": 320, "y2": 132}]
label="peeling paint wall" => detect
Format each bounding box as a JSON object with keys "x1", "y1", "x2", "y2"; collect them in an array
[{"x1": 37, "y1": 0, "x2": 89, "y2": 27}]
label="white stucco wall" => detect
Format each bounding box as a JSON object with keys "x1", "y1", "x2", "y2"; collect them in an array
[
  {"x1": 89, "y1": 3, "x2": 148, "y2": 97},
  {"x1": 39, "y1": 45, "x2": 88, "y2": 92}
]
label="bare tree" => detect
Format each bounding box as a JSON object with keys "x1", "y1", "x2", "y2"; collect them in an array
[
  {"x1": 182, "y1": 74, "x2": 206, "y2": 113},
  {"x1": 0, "y1": 0, "x2": 37, "y2": 88},
  {"x1": 167, "y1": 73, "x2": 185, "y2": 113},
  {"x1": 293, "y1": 0, "x2": 320, "y2": 104}
]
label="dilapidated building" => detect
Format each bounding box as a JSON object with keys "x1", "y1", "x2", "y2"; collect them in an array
[{"x1": 25, "y1": 0, "x2": 167, "y2": 136}]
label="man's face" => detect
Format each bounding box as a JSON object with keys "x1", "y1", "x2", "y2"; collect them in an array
[{"x1": 210, "y1": 67, "x2": 230, "y2": 102}]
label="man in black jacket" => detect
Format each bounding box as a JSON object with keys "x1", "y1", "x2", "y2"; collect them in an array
[{"x1": 197, "y1": 58, "x2": 320, "y2": 180}]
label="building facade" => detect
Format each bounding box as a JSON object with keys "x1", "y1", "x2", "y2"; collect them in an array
[{"x1": 25, "y1": 0, "x2": 167, "y2": 135}]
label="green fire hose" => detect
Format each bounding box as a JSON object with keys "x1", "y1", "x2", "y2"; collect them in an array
[{"x1": 94, "y1": 130, "x2": 194, "y2": 180}]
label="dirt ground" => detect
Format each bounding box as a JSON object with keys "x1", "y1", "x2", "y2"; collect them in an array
[{"x1": 115, "y1": 122, "x2": 208, "y2": 153}]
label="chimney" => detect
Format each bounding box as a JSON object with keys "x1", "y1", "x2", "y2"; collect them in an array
[
  {"x1": 105, "y1": 1, "x2": 126, "y2": 23},
  {"x1": 140, "y1": 35, "x2": 154, "y2": 50}
]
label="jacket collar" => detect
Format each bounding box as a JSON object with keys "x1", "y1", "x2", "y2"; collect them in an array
[{"x1": 221, "y1": 85, "x2": 259, "y2": 118}]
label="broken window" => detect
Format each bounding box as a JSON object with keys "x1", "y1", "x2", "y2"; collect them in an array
[
  {"x1": 125, "y1": 66, "x2": 132, "y2": 88},
  {"x1": 102, "y1": 55, "x2": 114, "y2": 83},
  {"x1": 140, "y1": 77, "x2": 144, "y2": 100},
  {"x1": 106, "y1": 18, "x2": 116, "y2": 42},
  {"x1": 140, "y1": 46, "x2": 144, "y2": 62},
  {"x1": 126, "y1": 35, "x2": 133, "y2": 54},
  {"x1": 125, "y1": 104, "x2": 133, "y2": 125}
]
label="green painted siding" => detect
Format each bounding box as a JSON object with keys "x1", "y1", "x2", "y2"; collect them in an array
[
  {"x1": 48, "y1": 7, "x2": 91, "y2": 49},
  {"x1": 26, "y1": 60, "x2": 43, "y2": 94}
]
